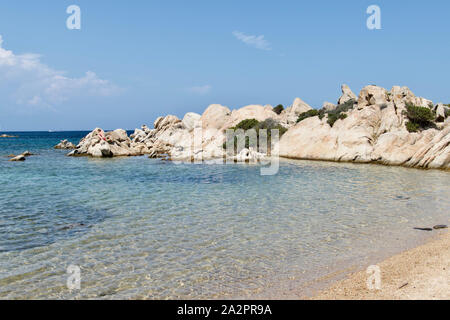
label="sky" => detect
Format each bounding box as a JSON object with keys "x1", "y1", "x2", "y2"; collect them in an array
[{"x1": 0, "y1": 0, "x2": 449, "y2": 131}]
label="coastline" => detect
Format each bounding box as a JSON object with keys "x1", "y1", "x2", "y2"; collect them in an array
[
  {"x1": 280, "y1": 155, "x2": 450, "y2": 172},
  {"x1": 312, "y1": 230, "x2": 449, "y2": 300}
]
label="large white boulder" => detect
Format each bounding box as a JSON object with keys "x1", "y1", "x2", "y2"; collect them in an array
[
  {"x1": 358, "y1": 85, "x2": 389, "y2": 108},
  {"x1": 182, "y1": 112, "x2": 201, "y2": 131}
]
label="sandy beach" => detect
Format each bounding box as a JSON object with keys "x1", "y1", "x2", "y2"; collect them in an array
[{"x1": 313, "y1": 230, "x2": 449, "y2": 300}]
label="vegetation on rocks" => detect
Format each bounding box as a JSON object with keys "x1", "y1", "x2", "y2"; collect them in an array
[
  {"x1": 297, "y1": 110, "x2": 319, "y2": 123},
  {"x1": 230, "y1": 118, "x2": 260, "y2": 131},
  {"x1": 297, "y1": 99, "x2": 355, "y2": 127},
  {"x1": 273, "y1": 104, "x2": 284, "y2": 115},
  {"x1": 404, "y1": 103, "x2": 436, "y2": 132},
  {"x1": 327, "y1": 113, "x2": 348, "y2": 127},
  {"x1": 223, "y1": 118, "x2": 287, "y2": 151},
  {"x1": 405, "y1": 121, "x2": 420, "y2": 133}
]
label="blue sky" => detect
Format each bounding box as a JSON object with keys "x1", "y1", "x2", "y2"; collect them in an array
[{"x1": 0, "y1": 0, "x2": 449, "y2": 131}]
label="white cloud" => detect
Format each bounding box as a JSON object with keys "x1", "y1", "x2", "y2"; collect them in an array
[
  {"x1": 0, "y1": 35, "x2": 122, "y2": 111},
  {"x1": 186, "y1": 85, "x2": 212, "y2": 95},
  {"x1": 232, "y1": 31, "x2": 271, "y2": 51}
]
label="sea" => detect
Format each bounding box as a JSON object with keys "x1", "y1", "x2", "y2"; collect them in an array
[{"x1": 0, "y1": 131, "x2": 449, "y2": 299}]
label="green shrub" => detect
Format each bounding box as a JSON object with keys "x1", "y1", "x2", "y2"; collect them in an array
[
  {"x1": 334, "y1": 99, "x2": 355, "y2": 114},
  {"x1": 295, "y1": 100, "x2": 354, "y2": 126},
  {"x1": 406, "y1": 121, "x2": 420, "y2": 133},
  {"x1": 403, "y1": 103, "x2": 436, "y2": 132},
  {"x1": 327, "y1": 113, "x2": 338, "y2": 127},
  {"x1": 325, "y1": 100, "x2": 354, "y2": 127},
  {"x1": 254, "y1": 118, "x2": 288, "y2": 137},
  {"x1": 297, "y1": 109, "x2": 319, "y2": 123},
  {"x1": 318, "y1": 111, "x2": 325, "y2": 120},
  {"x1": 327, "y1": 113, "x2": 347, "y2": 127},
  {"x1": 273, "y1": 104, "x2": 284, "y2": 115},
  {"x1": 405, "y1": 103, "x2": 435, "y2": 125},
  {"x1": 232, "y1": 119, "x2": 260, "y2": 131},
  {"x1": 223, "y1": 118, "x2": 287, "y2": 151}
]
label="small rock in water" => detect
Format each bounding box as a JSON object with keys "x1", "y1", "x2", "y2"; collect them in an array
[
  {"x1": 433, "y1": 225, "x2": 448, "y2": 230},
  {"x1": 21, "y1": 151, "x2": 35, "y2": 157},
  {"x1": 54, "y1": 139, "x2": 76, "y2": 150},
  {"x1": 9, "y1": 155, "x2": 26, "y2": 162},
  {"x1": 413, "y1": 227, "x2": 433, "y2": 231},
  {"x1": 395, "y1": 195, "x2": 411, "y2": 200}
]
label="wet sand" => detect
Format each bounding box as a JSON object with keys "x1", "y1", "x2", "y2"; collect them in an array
[{"x1": 313, "y1": 230, "x2": 449, "y2": 300}]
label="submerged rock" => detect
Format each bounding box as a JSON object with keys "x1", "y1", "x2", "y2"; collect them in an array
[{"x1": 58, "y1": 223, "x2": 87, "y2": 231}]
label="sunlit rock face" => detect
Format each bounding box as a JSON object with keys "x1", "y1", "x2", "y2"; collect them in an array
[
  {"x1": 69, "y1": 84, "x2": 449, "y2": 169},
  {"x1": 279, "y1": 85, "x2": 450, "y2": 169}
]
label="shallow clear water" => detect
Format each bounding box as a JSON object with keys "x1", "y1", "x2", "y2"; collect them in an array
[{"x1": 0, "y1": 132, "x2": 449, "y2": 299}]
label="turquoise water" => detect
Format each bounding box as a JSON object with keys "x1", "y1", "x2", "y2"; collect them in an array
[{"x1": 0, "y1": 132, "x2": 449, "y2": 299}]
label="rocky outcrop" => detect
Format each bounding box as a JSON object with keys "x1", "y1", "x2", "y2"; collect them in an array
[
  {"x1": 70, "y1": 84, "x2": 450, "y2": 169},
  {"x1": 68, "y1": 128, "x2": 141, "y2": 157},
  {"x1": 278, "y1": 85, "x2": 450, "y2": 169},
  {"x1": 0, "y1": 134, "x2": 17, "y2": 138},
  {"x1": 434, "y1": 103, "x2": 449, "y2": 122},
  {"x1": 279, "y1": 98, "x2": 313, "y2": 126},
  {"x1": 322, "y1": 102, "x2": 337, "y2": 112},
  {"x1": 54, "y1": 140, "x2": 76, "y2": 149},
  {"x1": 338, "y1": 84, "x2": 357, "y2": 105},
  {"x1": 138, "y1": 104, "x2": 283, "y2": 161}
]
